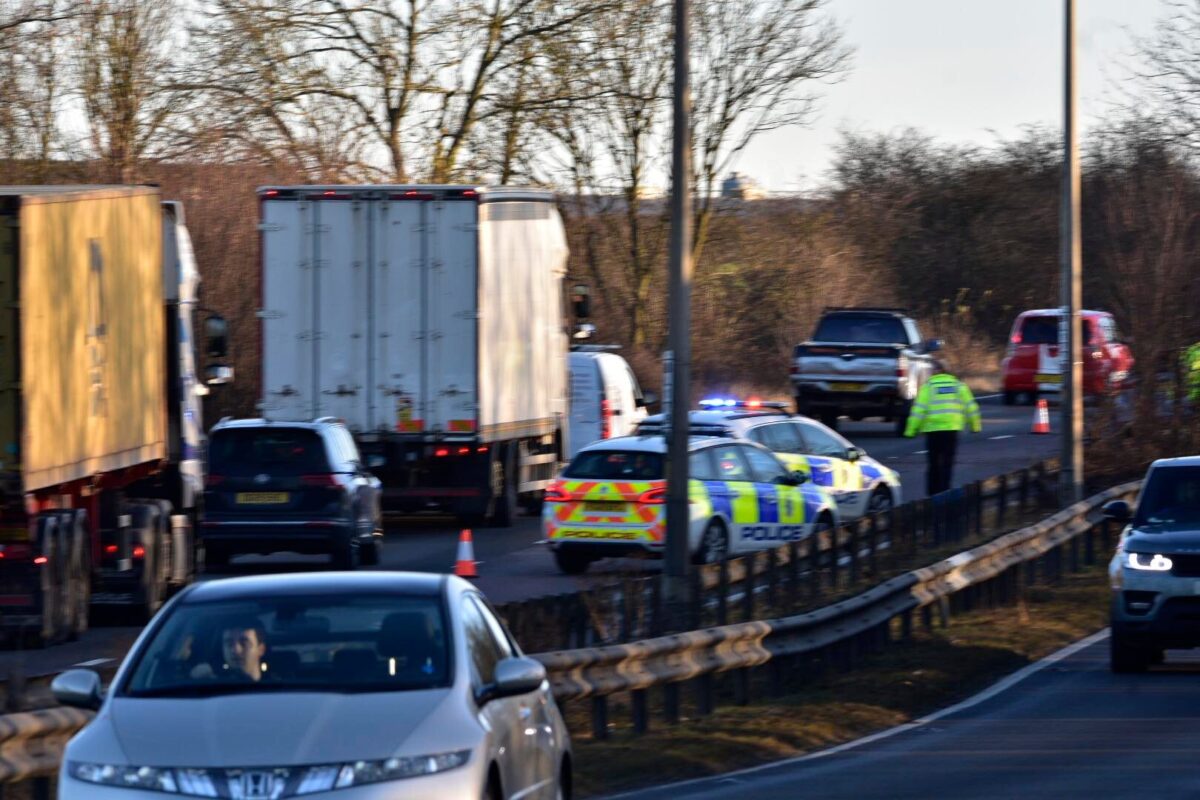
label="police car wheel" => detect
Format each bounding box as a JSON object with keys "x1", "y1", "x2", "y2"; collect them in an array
[
  {"x1": 694, "y1": 519, "x2": 728, "y2": 565},
  {"x1": 867, "y1": 487, "x2": 893, "y2": 516}
]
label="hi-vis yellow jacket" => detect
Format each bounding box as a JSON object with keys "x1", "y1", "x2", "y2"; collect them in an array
[{"x1": 904, "y1": 374, "x2": 981, "y2": 436}]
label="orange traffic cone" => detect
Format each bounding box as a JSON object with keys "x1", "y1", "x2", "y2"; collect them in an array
[
  {"x1": 1031, "y1": 398, "x2": 1051, "y2": 434},
  {"x1": 454, "y1": 529, "x2": 478, "y2": 578}
]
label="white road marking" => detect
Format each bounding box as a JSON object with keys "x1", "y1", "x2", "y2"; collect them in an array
[
  {"x1": 914, "y1": 450, "x2": 928, "y2": 455},
  {"x1": 602, "y1": 629, "x2": 1111, "y2": 799},
  {"x1": 976, "y1": 393, "x2": 1002, "y2": 400},
  {"x1": 989, "y1": 435, "x2": 1015, "y2": 441},
  {"x1": 72, "y1": 658, "x2": 114, "y2": 668}
]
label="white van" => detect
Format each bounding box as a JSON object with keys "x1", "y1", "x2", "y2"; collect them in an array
[{"x1": 568, "y1": 348, "x2": 651, "y2": 457}]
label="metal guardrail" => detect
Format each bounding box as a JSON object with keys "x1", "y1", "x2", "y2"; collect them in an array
[
  {"x1": 534, "y1": 479, "x2": 1139, "y2": 738},
  {"x1": 499, "y1": 460, "x2": 1062, "y2": 654},
  {"x1": 0, "y1": 466, "x2": 1132, "y2": 786}
]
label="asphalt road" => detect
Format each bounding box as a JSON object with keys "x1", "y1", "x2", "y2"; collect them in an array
[
  {"x1": 611, "y1": 632, "x2": 1200, "y2": 800},
  {"x1": 0, "y1": 396, "x2": 1061, "y2": 678}
]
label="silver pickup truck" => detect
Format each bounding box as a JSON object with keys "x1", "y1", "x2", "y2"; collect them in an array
[{"x1": 791, "y1": 308, "x2": 942, "y2": 435}]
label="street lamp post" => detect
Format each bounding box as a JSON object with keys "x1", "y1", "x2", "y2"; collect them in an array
[{"x1": 1060, "y1": 0, "x2": 1084, "y2": 504}]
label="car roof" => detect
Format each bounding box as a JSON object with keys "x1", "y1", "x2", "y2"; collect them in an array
[
  {"x1": 1151, "y1": 456, "x2": 1200, "y2": 469},
  {"x1": 211, "y1": 417, "x2": 340, "y2": 432},
  {"x1": 641, "y1": 409, "x2": 792, "y2": 426},
  {"x1": 575, "y1": 434, "x2": 736, "y2": 455},
  {"x1": 182, "y1": 572, "x2": 447, "y2": 603},
  {"x1": 1016, "y1": 309, "x2": 1110, "y2": 318}
]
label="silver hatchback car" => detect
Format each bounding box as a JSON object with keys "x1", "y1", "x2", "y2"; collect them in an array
[{"x1": 54, "y1": 572, "x2": 571, "y2": 799}]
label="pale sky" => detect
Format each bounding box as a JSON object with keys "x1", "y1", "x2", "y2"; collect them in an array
[{"x1": 738, "y1": 0, "x2": 1165, "y2": 193}]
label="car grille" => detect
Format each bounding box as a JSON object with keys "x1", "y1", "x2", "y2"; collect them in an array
[{"x1": 1170, "y1": 554, "x2": 1200, "y2": 578}]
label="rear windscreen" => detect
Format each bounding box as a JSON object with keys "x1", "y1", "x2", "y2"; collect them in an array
[
  {"x1": 814, "y1": 315, "x2": 907, "y2": 344},
  {"x1": 564, "y1": 450, "x2": 663, "y2": 480},
  {"x1": 1018, "y1": 316, "x2": 1094, "y2": 345},
  {"x1": 208, "y1": 428, "x2": 331, "y2": 477}
]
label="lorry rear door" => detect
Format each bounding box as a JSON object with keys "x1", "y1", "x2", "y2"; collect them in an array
[
  {"x1": 372, "y1": 196, "x2": 431, "y2": 434},
  {"x1": 261, "y1": 198, "x2": 317, "y2": 421},
  {"x1": 425, "y1": 198, "x2": 478, "y2": 435}
]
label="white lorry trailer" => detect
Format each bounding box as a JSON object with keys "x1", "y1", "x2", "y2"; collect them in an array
[{"x1": 257, "y1": 185, "x2": 570, "y2": 526}]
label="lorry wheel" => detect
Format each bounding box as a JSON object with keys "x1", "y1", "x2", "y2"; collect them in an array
[
  {"x1": 487, "y1": 448, "x2": 516, "y2": 529},
  {"x1": 130, "y1": 503, "x2": 163, "y2": 622},
  {"x1": 35, "y1": 514, "x2": 63, "y2": 647},
  {"x1": 553, "y1": 548, "x2": 592, "y2": 575},
  {"x1": 61, "y1": 510, "x2": 91, "y2": 640}
]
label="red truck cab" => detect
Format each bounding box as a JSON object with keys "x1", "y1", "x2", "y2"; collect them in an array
[{"x1": 1001, "y1": 309, "x2": 1134, "y2": 404}]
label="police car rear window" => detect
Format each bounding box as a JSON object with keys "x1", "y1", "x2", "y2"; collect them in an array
[{"x1": 564, "y1": 451, "x2": 664, "y2": 480}]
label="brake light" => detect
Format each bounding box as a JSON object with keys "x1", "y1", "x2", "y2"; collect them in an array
[
  {"x1": 301, "y1": 474, "x2": 340, "y2": 487},
  {"x1": 105, "y1": 545, "x2": 118, "y2": 555},
  {"x1": 896, "y1": 356, "x2": 908, "y2": 379},
  {"x1": 477, "y1": 446, "x2": 489, "y2": 453},
  {"x1": 457, "y1": 447, "x2": 470, "y2": 455},
  {"x1": 133, "y1": 545, "x2": 145, "y2": 559},
  {"x1": 638, "y1": 487, "x2": 666, "y2": 504},
  {"x1": 205, "y1": 474, "x2": 225, "y2": 487},
  {"x1": 545, "y1": 482, "x2": 570, "y2": 503},
  {"x1": 601, "y1": 399, "x2": 613, "y2": 439},
  {"x1": 434, "y1": 448, "x2": 450, "y2": 457},
  {"x1": 33, "y1": 556, "x2": 47, "y2": 565},
  {"x1": 790, "y1": 363, "x2": 801, "y2": 375}
]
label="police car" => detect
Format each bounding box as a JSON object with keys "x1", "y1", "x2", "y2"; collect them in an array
[
  {"x1": 636, "y1": 399, "x2": 902, "y2": 519},
  {"x1": 543, "y1": 434, "x2": 838, "y2": 575}
]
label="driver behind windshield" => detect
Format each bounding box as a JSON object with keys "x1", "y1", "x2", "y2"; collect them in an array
[{"x1": 190, "y1": 617, "x2": 270, "y2": 682}]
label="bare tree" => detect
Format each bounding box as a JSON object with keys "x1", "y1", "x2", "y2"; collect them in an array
[
  {"x1": 690, "y1": 0, "x2": 850, "y2": 260},
  {"x1": 74, "y1": 0, "x2": 185, "y2": 181},
  {"x1": 1130, "y1": 0, "x2": 1200, "y2": 156}
]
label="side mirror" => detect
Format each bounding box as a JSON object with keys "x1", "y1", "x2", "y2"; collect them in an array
[
  {"x1": 366, "y1": 455, "x2": 386, "y2": 469},
  {"x1": 776, "y1": 470, "x2": 807, "y2": 486},
  {"x1": 573, "y1": 323, "x2": 596, "y2": 341},
  {"x1": 924, "y1": 339, "x2": 943, "y2": 354},
  {"x1": 205, "y1": 364, "x2": 234, "y2": 386},
  {"x1": 204, "y1": 314, "x2": 229, "y2": 359},
  {"x1": 1102, "y1": 500, "x2": 1132, "y2": 524},
  {"x1": 846, "y1": 446, "x2": 862, "y2": 462},
  {"x1": 571, "y1": 283, "x2": 591, "y2": 319},
  {"x1": 641, "y1": 391, "x2": 659, "y2": 407},
  {"x1": 52, "y1": 669, "x2": 103, "y2": 711},
  {"x1": 482, "y1": 657, "x2": 546, "y2": 704}
]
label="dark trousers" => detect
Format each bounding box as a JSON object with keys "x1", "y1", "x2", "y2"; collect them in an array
[{"x1": 926, "y1": 430, "x2": 959, "y2": 496}]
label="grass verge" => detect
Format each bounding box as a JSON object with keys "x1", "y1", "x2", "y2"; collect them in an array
[{"x1": 570, "y1": 564, "x2": 1110, "y2": 798}]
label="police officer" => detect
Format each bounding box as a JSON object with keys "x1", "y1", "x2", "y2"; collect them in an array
[{"x1": 904, "y1": 358, "x2": 982, "y2": 496}]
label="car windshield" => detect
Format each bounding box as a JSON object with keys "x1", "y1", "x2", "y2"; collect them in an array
[
  {"x1": 208, "y1": 428, "x2": 331, "y2": 477},
  {"x1": 564, "y1": 450, "x2": 663, "y2": 479},
  {"x1": 1136, "y1": 467, "x2": 1200, "y2": 526},
  {"x1": 121, "y1": 594, "x2": 450, "y2": 697},
  {"x1": 814, "y1": 315, "x2": 907, "y2": 344}
]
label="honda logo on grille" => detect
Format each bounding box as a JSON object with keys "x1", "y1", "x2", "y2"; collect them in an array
[
  {"x1": 229, "y1": 770, "x2": 284, "y2": 799},
  {"x1": 254, "y1": 473, "x2": 271, "y2": 485}
]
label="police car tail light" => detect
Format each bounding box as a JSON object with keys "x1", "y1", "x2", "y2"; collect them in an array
[
  {"x1": 638, "y1": 487, "x2": 666, "y2": 504},
  {"x1": 545, "y1": 482, "x2": 570, "y2": 503}
]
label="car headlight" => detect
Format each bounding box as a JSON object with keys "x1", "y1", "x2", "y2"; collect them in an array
[
  {"x1": 297, "y1": 750, "x2": 472, "y2": 793},
  {"x1": 69, "y1": 763, "x2": 187, "y2": 793},
  {"x1": 1127, "y1": 552, "x2": 1173, "y2": 572}
]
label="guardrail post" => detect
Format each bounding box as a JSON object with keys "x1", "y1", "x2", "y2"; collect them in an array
[
  {"x1": 847, "y1": 522, "x2": 860, "y2": 585},
  {"x1": 632, "y1": 689, "x2": 648, "y2": 734},
  {"x1": 867, "y1": 512, "x2": 879, "y2": 577},
  {"x1": 829, "y1": 528, "x2": 840, "y2": 590},
  {"x1": 592, "y1": 696, "x2": 609, "y2": 740},
  {"x1": 770, "y1": 657, "x2": 785, "y2": 697},
  {"x1": 809, "y1": 535, "x2": 822, "y2": 601},
  {"x1": 997, "y1": 474, "x2": 1008, "y2": 528},
  {"x1": 1069, "y1": 533, "x2": 1081, "y2": 573},
  {"x1": 767, "y1": 547, "x2": 779, "y2": 610},
  {"x1": 663, "y1": 683, "x2": 680, "y2": 725},
  {"x1": 695, "y1": 673, "x2": 715, "y2": 716},
  {"x1": 744, "y1": 555, "x2": 757, "y2": 621},
  {"x1": 734, "y1": 667, "x2": 750, "y2": 705},
  {"x1": 788, "y1": 540, "x2": 800, "y2": 612},
  {"x1": 1084, "y1": 522, "x2": 1096, "y2": 565},
  {"x1": 1101, "y1": 518, "x2": 1113, "y2": 552},
  {"x1": 921, "y1": 604, "x2": 934, "y2": 631},
  {"x1": 717, "y1": 557, "x2": 729, "y2": 626},
  {"x1": 901, "y1": 609, "x2": 913, "y2": 641},
  {"x1": 937, "y1": 596, "x2": 950, "y2": 627}
]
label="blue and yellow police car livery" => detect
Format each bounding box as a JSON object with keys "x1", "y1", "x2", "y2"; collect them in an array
[
  {"x1": 543, "y1": 435, "x2": 838, "y2": 575},
  {"x1": 636, "y1": 399, "x2": 902, "y2": 520}
]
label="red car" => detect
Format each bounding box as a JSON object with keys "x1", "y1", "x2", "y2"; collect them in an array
[{"x1": 1001, "y1": 309, "x2": 1135, "y2": 404}]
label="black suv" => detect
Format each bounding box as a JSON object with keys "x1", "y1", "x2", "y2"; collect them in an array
[
  {"x1": 1106, "y1": 456, "x2": 1200, "y2": 672},
  {"x1": 201, "y1": 418, "x2": 383, "y2": 570}
]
